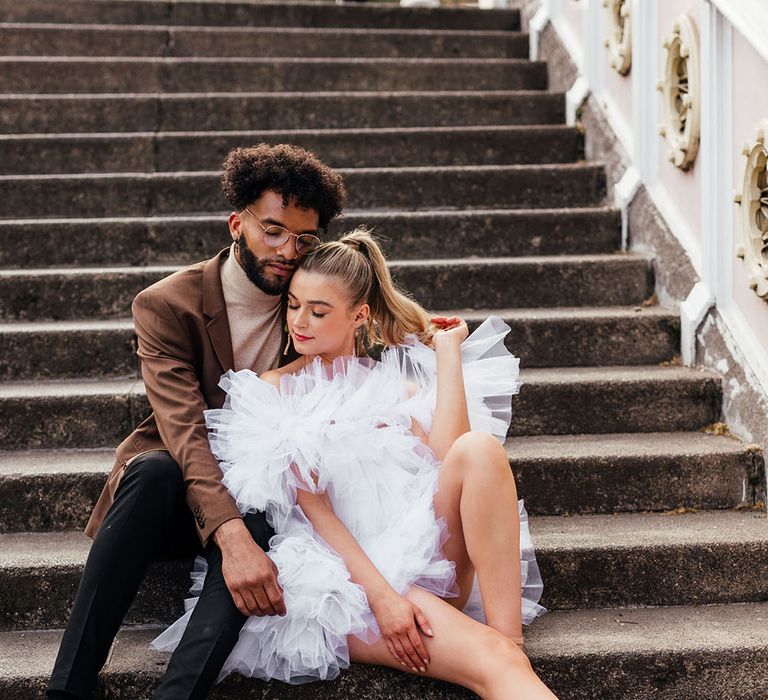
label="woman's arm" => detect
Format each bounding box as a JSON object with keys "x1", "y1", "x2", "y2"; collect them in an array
[
  {"x1": 427, "y1": 316, "x2": 470, "y2": 461},
  {"x1": 296, "y1": 487, "x2": 434, "y2": 673}
]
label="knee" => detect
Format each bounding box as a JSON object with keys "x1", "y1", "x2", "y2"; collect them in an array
[
  {"x1": 446, "y1": 432, "x2": 514, "y2": 487},
  {"x1": 125, "y1": 451, "x2": 182, "y2": 494},
  {"x1": 451, "y1": 431, "x2": 509, "y2": 467},
  {"x1": 479, "y1": 630, "x2": 532, "y2": 674}
]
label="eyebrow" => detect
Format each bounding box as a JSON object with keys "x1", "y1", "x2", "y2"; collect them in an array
[
  {"x1": 287, "y1": 292, "x2": 334, "y2": 308},
  {"x1": 263, "y1": 217, "x2": 319, "y2": 236}
]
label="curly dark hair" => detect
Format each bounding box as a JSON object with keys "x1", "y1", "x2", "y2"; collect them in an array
[{"x1": 221, "y1": 143, "x2": 347, "y2": 230}]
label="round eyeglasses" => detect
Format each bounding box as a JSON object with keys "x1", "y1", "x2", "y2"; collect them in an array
[{"x1": 241, "y1": 206, "x2": 321, "y2": 255}]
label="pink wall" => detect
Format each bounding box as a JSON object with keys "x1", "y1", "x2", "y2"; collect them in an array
[
  {"x1": 600, "y1": 53, "x2": 633, "y2": 149},
  {"x1": 655, "y1": 0, "x2": 702, "y2": 246},
  {"x1": 554, "y1": 0, "x2": 587, "y2": 70},
  {"x1": 730, "y1": 29, "x2": 768, "y2": 352}
]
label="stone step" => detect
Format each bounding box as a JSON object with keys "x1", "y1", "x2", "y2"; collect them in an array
[
  {"x1": 511, "y1": 431, "x2": 761, "y2": 516},
  {"x1": 0, "y1": 366, "x2": 721, "y2": 450},
  {"x1": 0, "y1": 208, "x2": 620, "y2": 268},
  {"x1": 0, "y1": 91, "x2": 566, "y2": 134},
  {"x1": 0, "y1": 57, "x2": 548, "y2": 94},
  {"x1": 0, "y1": 448, "x2": 113, "y2": 532},
  {"x1": 511, "y1": 365, "x2": 721, "y2": 436},
  {"x1": 4, "y1": 602, "x2": 768, "y2": 699},
  {"x1": 0, "y1": 126, "x2": 583, "y2": 175},
  {"x1": 463, "y1": 306, "x2": 678, "y2": 368},
  {"x1": 0, "y1": 165, "x2": 607, "y2": 219},
  {"x1": 0, "y1": 23, "x2": 530, "y2": 59},
  {"x1": 1, "y1": 511, "x2": 766, "y2": 631},
  {"x1": 0, "y1": 1, "x2": 521, "y2": 31},
  {"x1": 532, "y1": 510, "x2": 768, "y2": 610},
  {"x1": 0, "y1": 320, "x2": 138, "y2": 381},
  {"x1": 0, "y1": 432, "x2": 754, "y2": 532},
  {"x1": 0, "y1": 306, "x2": 679, "y2": 381},
  {"x1": 0, "y1": 255, "x2": 651, "y2": 321},
  {"x1": 0, "y1": 379, "x2": 142, "y2": 450}
]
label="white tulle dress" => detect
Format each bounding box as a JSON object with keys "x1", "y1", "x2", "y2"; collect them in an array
[{"x1": 151, "y1": 316, "x2": 546, "y2": 684}]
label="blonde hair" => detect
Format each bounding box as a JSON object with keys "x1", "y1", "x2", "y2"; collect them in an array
[{"x1": 299, "y1": 227, "x2": 434, "y2": 354}]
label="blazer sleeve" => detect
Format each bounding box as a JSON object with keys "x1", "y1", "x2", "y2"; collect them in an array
[{"x1": 132, "y1": 288, "x2": 242, "y2": 546}]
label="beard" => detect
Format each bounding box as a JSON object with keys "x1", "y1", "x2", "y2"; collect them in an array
[{"x1": 235, "y1": 233, "x2": 295, "y2": 295}]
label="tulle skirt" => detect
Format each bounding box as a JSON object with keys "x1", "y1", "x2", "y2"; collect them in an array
[{"x1": 151, "y1": 496, "x2": 546, "y2": 684}]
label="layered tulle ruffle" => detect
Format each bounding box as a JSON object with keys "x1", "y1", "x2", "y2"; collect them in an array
[{"x1": 151, "y1": 316, "x2": 546, "y2": 684}]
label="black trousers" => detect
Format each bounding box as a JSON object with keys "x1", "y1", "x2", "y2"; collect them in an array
[{"x1": 47, "y1": 451, "x2": 274, "y2": 699}]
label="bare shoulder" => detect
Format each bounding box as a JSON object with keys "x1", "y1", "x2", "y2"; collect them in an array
[
  {"x1": 261, "y1": 357, "x2": 307, "y2": 388},
  {"x1": 259, "y1": 369, "x2": 283, "y2": 389}
]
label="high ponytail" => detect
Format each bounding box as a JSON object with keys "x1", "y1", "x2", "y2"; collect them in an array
[{"x1": 299, "y1": 227, "x2": 434, "y2": 353}]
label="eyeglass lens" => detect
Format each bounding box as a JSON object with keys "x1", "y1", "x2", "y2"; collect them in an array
[{"x1": 262, "y1": 226, "x2": 319, "y2": 254}]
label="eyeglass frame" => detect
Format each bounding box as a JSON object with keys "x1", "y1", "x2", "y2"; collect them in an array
[{"x1": 240, "y1": 206, "x2": 322, "y2": 255}]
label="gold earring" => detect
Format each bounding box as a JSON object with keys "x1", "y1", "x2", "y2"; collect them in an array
[{"x1": 283, "y1": 324, "x2": 292, "y2": 356}]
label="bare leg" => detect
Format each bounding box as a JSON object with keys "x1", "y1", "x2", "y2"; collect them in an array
[
  {"x1": 349, "y1": 587, "x2": 556, "y2": 700},
  {"x1": 433, "y1": 431, "x2": 524, "y2": 641}
]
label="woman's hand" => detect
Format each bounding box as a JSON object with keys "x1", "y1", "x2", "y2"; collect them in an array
[
  {"x1": 431, "y1": 315, "x2": 468, "y2": 347},
  {"x1": 370, "y1": 588, "x2": 434, "y2": 673}
]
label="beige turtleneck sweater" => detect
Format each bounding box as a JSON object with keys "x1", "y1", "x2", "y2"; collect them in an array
[{"x1": 220, "y1": 244, "x2": 284, "y2": 374}]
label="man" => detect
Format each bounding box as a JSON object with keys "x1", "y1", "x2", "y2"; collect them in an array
[{"x1": 47, "y1": 143, "x2": 347, "y2": 699}]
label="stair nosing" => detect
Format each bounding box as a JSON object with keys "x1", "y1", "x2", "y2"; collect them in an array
[
  {"x1": 0, "y1": 88, "x2": 564, "y2": 99},
  {"x1": 0, "y1": 430, "x2": 750, "y2": 477},
  {"x1": 0, "y1": 124, "x2": 577, "y2": 141},
  {"x1": 0, "y1": 365, "x2": 718, "y2": 397},
  {"x1": 0, "y1": 22, "x2": 527, "y2": 38},
  {"x1": 0, "y1": 254, "x2": 649, "y2": 276},
  {"x1": 1, "y1": 55, "x2": 539, "y2": 63},
  {"x1": 0, "y1": 207, "x2": 618, "y2": 226},
  {"x1": 3, "y1": 509, "x2": 765, "y2": 569},
  {"x1": 0, "y1": 306, "x2": 676, "y2": 332},
  {"x1": 0, "y1": 163, "x2": 604, "y2": 182}
]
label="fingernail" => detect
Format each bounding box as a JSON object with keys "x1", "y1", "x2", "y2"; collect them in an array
[
  {"x1": 427, "y1": 628, "x2": 434, "y2": 636},
  {"x1": 412, "y1": 667, "x2": 419, "y2": 673},
  {"x1": 419, "y1": 666, "x2": 426, "y2": 673},
  {"x1": 422, "y1": 658, "x2": 429, "y2": 666},
  {"x1": 401, "y1": 662, "x2": 407, "y2": 667}
]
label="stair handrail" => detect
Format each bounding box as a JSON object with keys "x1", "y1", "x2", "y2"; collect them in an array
[{"x1": 704, "y1": 0, "x2": 768, "y2": 64}]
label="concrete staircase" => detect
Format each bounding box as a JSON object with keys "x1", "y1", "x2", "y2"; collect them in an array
[{"x1": 1, "y1": 2, "x2": 767, "y2": 698}]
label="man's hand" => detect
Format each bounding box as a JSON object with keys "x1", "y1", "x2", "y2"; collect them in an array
[{"x1": 213, "y1": 518, "x2": 286, "y2": 617}]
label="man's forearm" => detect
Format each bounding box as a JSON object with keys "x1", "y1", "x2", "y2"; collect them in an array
[{"x1": 213, "y1": 516, "x2": 248, "y2": 552}]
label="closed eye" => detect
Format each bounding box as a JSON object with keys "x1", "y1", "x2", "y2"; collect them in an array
[{"x1": 287, "y1": 303, "x2": 325, "y2": 319}]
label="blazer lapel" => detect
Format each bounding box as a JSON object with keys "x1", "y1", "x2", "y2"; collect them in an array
[{"x1": 203, "y1": 247, "x2": 234, "y2": 372}]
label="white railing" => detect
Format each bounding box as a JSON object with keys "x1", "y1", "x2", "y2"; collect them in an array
[
  {"x1": 533, "y1": 0, "x2": 768, "y2": 394},
  {"x1": 708, "y1": 0, "x2": 768, "y2": 64}
]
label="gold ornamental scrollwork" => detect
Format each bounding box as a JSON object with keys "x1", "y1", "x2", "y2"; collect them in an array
[
  {"x1": 603, "y1": 0, "x2": 632, "y2": 75},
  {"x1": 657, "y1": 14, "x2": 700, "y2": 171},
  {"x1": 734, "y1": 120, "x2": 768, "y2": 300}
]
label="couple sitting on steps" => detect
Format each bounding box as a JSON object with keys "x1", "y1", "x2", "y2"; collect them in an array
[{"x1": 46, "y1": 143, "x2": 557, "y2": 700}]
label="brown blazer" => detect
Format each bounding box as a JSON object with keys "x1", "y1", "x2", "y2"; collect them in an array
[{"x1": 85, "y1": 247, "x2": 297, "y2": 546}]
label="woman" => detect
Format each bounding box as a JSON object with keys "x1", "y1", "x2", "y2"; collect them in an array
[{"x1": 153, "y1": 228, "x2": 556, "y2": 699}]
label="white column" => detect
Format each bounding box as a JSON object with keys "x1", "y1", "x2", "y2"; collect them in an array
[
  {"x1": 630, "y1": 0, "x2": 658, "y2": 185},
  {"x1": 584, "y1": 0, "x2": 604, "y2": 94},
  {"x1": 700, "y1": 0, "x2": 733, "y2": 303}
]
